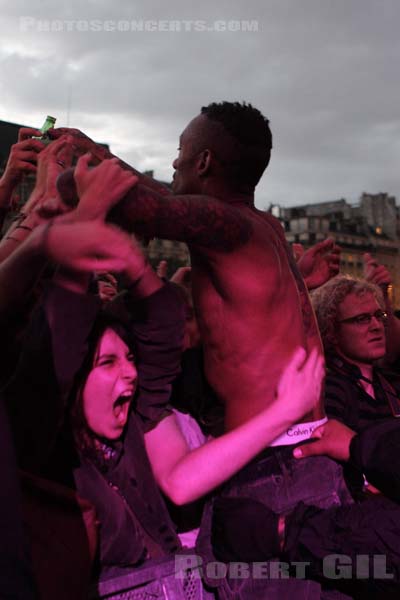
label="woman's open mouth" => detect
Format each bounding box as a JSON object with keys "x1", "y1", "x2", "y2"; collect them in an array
[{"x1": 113, "y1": 394, "x2": 132, "y2": 423}]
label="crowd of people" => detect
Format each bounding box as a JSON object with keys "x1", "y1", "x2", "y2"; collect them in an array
[{"x1": 1, "y1": 102, "x2": 400, "y2": 600}]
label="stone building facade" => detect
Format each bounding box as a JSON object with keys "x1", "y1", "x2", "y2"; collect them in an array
[{"x1": 272, "y1": 195, "x2": 400, "y2": 308}]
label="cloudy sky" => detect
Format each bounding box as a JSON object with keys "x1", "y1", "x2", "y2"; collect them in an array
[{"x1": 1, "y1": 0, "x2": 399, "y2": 209}]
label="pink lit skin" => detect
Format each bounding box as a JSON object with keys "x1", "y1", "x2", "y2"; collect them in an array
[
  {"x1": 335, "y1": 292, "x2": 386, "y2": 371},
  {"x1": 82, "y1": 328, "x2": 137, "y2": 440}
]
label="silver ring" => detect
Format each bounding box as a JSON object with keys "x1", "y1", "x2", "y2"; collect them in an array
[{"x1": 56, "y1": 160, "x2": 66, "y2": 168}]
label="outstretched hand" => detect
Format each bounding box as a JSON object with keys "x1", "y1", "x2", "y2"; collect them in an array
[
  {"x1": 73, "y1": 154, "x2": 138, "y2": 221},
  {"x1": 22, "y1": 135, "x2": 74, "y2": 219},
  {"x1": 170, "y1": 266, "x2": 192, "y2": 287},
  {"x1": 156, "y1": 260, "x2": 168, "y2": 279},
  {"x1": 276, "y1": 347, "x2": 325, "y2": 423},
  {"x1": 293, "y1": 419, "x2": 356, "y2": 461},
  {"x1": 296, "y1": 238, "x2": 341, "y2": 290}
]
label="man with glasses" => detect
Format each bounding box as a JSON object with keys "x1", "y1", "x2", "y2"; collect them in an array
[{"x1": 311, "y1": 275, "x2": 400, "y2": 436}]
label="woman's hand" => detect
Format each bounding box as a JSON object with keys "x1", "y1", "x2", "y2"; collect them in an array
[
  {"x1": 22, "y1": 135, "x2": 74, "y2": 219},
  {"x1": 276, "y1": 347, "x2": 325, "y2": 423}
]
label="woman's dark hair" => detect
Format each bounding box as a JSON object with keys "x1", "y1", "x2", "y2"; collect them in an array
[{"x1": 69, "y1": 314, "x2": 136, "y2": 455}]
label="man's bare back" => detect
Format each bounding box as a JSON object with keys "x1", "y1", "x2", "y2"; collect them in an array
[{"x1": 190, "y1": 205, "x2": 324, "y2": 430}]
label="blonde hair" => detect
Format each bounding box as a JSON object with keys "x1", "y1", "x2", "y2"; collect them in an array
[{"x1": 311, "y1": 275, "x2": 384, "y2": 353}]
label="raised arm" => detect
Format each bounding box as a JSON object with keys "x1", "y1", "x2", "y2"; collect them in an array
[
  {"x1": 3, "y1": 219, "x2": 157, "y2": 472},
  {"x1": 0, "y1": 127, "x2": 44, "y2": 228},
  {"x1": 112, "y1": 184, "x2": 253, "y2": 251},
  {"x1": 0, "y1": 224, "x2": 48, "y2": 320},
  {"x1": 0, "y1": 136, "x2": 79, "y2": 318},
  {"x1": 2, "y1": 242, "x2": 100, "y2": 472},
  {"x1": 0, "y1": 149, "x2": 140, "y2": 318},
  {"x1": 295, "y1": 238, "x2": 341, "y2": 291},
  {"x1": 363, "y1": 252, "x2": 400, "y2": 365},
  {"x1": 58, "y1": 160, "x2": 252, "y2": 251},
  {"x1": 0, "y1": 135, "x2": 74, "y2": 265}
]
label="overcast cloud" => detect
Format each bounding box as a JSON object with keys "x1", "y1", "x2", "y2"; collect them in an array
[{"x1": 1, "y1": 0, "x2": 399, "y2": 208}]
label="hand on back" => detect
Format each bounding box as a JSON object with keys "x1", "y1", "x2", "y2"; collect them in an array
[{"x1": 275, "y1": 346, "x2": 325, "y2": 422}]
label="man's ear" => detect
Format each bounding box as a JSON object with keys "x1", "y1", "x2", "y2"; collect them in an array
[{"x1": 196, "y1": 149, "x2": 212, "y2": 176}]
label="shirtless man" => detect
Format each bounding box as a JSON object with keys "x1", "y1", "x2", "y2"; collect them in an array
[{"x1": 54, "y1": 102, "x2": 325, "y2": 434}]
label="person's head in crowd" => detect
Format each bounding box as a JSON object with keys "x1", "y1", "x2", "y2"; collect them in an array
[
  {"x1": 70, "y1": 315, "x2": 137, "y2": 451},
  {"x1": 311, "y1": 275, "x2": 387, "y2": 368},
  {"x1": 94, "y1": 272, "x2": 119, "y2": 305},
  {"x1": 172, "y1": 101, "x2": 272, "y2": 197}
]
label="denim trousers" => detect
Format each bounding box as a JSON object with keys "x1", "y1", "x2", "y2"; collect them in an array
[
  {"x1": 221, "y1": 447, "x2": 352, "y2": 512},
  {"x1": 196, "y1": 447, "x2": 353, "y2": 600}
]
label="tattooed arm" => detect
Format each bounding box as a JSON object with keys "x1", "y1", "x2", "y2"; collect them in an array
[
  {"x1": 111, "y1": 184, "x2": 253, "y2": 252},
  {"x1": 51, "y1": 129, "x2": 253, "y2": 250},
  {"x1": 57, "y1": 157, "x2": 253, "y2": 252}
]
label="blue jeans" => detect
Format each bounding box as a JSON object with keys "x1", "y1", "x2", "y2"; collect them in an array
[
  {"x1": 197, "y1": 448, "x2": 353, "y2": 599},
  {"x1": 221, "y1": 449, "x2": 352, "y2": 513}
]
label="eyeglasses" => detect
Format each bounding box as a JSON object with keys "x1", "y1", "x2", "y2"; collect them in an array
[{"x1": 338, "y1": 309, "x2": 388, "y2": 326}]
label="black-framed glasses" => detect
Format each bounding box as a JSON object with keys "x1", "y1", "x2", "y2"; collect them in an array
[{"x1": 338, "y1": 309, "x2": 388, "y2": 326}]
